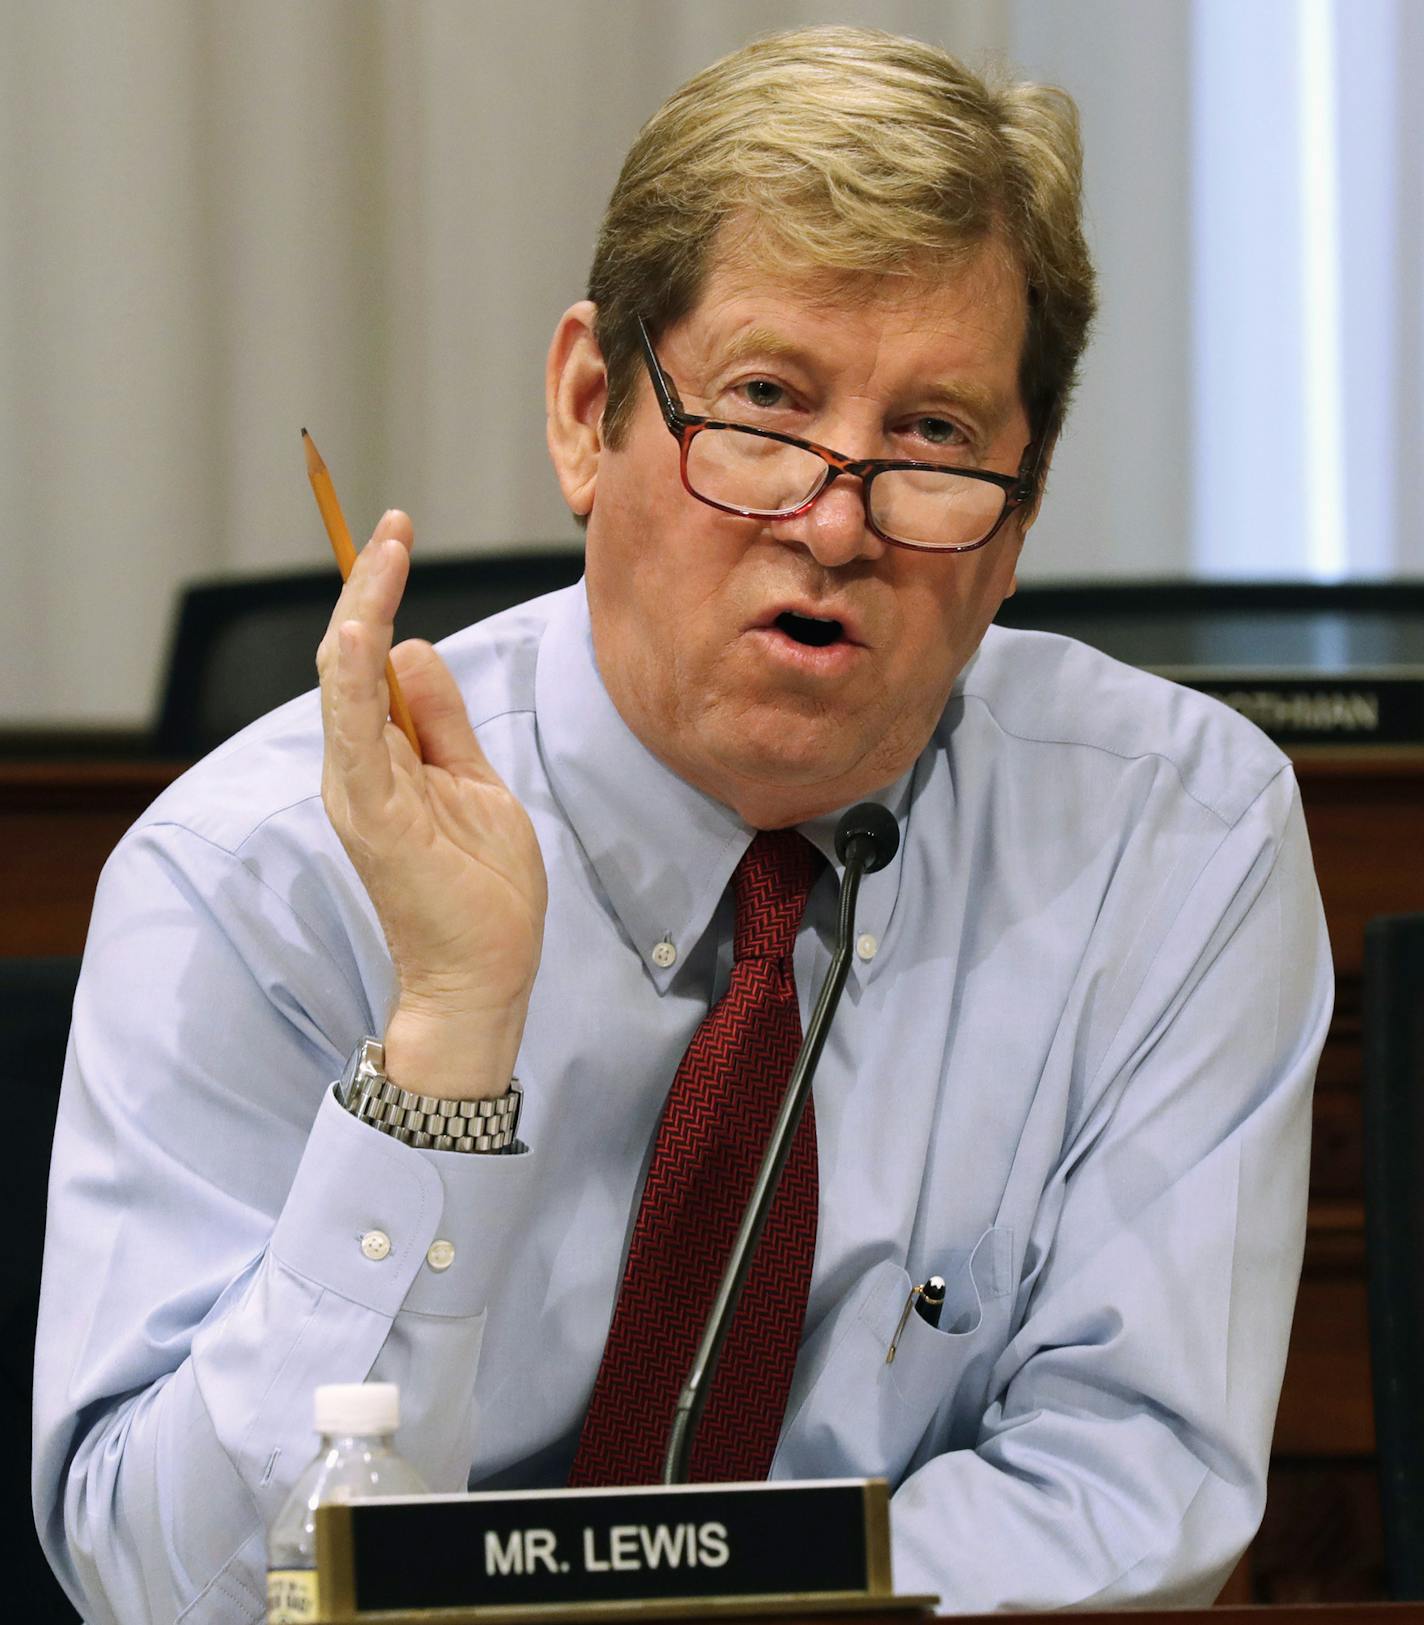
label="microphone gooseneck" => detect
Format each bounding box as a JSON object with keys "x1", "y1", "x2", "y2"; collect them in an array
[{"x1": 661, "y1": 803, "x2": 898, "y2": 1485}]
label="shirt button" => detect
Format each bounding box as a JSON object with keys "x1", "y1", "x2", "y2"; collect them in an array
[
  {"x1": 651, "y1": 939, "x2": 677, "y2": 968},
  {"x1": 360, "y1": 1229, "x2": 392, "y2": 1262},
  {"x1": 426, "y1": 1239, "x2": 456, "y2": 1272},
  {"x1": 856, "y1": 933, "x2": 879, "y2": 961}
]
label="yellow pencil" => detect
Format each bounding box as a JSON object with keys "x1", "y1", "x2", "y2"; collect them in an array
[{"x1": 302, "y1": 429, "x2": 422, "y2": 760}]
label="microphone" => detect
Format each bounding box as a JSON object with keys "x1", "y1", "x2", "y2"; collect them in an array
[
  {"x1": 834, "y1": 799, "x2": 900, "y2": 876},
  {"x1": 662, "y1": 803, "x2": 901, "y2": 1484}
]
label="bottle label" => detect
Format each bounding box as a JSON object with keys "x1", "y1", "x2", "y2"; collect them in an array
[{"x1": 267, "y1": 1568, "x2": 320, "y2": 1622}]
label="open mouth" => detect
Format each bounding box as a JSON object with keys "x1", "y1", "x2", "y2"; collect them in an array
[{"x1": 775, "y1": 611, "x2": 845, "y2": 648}]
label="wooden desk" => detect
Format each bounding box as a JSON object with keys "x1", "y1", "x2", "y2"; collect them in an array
[
  {"x1": 961, "y1": 1613, "x2": 1424, "y2": 1625},
  {"x1": 5, "y1": 746, "x2": 1422, "y2": 1602},
  {"x1": 270, "y1": 1605, "x2": 1424, "y2": 1624},
  {"x1": 855, "y1": 1613, "x2": 1424, "y2": 1625},
  {"x1": 294, "y1": 1610, "x2": 1424, "y2": 1624},
  {"x1": 326, "y1": 1612, "x2": 1424, "y2": 1625}
]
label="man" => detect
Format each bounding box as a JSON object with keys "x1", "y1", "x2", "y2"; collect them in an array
[{"x1": 35, "y1": 27, "x2": 1331, "y2": 1623}]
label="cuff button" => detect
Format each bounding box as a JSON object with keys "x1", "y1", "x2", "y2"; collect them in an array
[
  {"x1": 360, "y1": 1229, "x2": 392, "y2": 1262},
  {"x1": 426, "y1": 1239, "x2": 456, "y2": 1272}
]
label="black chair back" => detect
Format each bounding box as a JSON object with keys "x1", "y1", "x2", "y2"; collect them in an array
[
  {"x1": 156, "y1": 572, "x2": 1424, "y2": 760},
  {"x1": 154, "y1": 548, "x2": 585, "y2": 758},
  {"x1": 1363, "y1": 913, "x2": 1424, "y2": 1599},
  {"x1": 3, "y1": 956, "x2": 83, "y2": 1621}
]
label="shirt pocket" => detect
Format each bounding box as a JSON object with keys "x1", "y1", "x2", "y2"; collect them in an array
[{"x1": 773, "y1": 1227, "x2": 1014, "y2": 1485}]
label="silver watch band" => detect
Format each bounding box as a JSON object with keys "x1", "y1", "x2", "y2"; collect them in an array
[{"x1": 337, "y1": 1037, "x2": 522, "y2": 1153}]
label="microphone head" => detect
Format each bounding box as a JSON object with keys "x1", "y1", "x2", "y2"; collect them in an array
[{"x1": 834, "y1": 802, "x2": 900, "y2": 874}]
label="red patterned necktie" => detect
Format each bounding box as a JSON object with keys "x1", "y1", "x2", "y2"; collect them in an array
[{"x1": 569, "y1": 829, "x2": 825, "y2": 1486}]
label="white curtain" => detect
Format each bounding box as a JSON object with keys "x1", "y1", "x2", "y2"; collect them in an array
[
  {"x1": 1192, "y1": 0, "x2": 1422, "y2": 579},
  {"x1": 1, "y1": 0, "x2": 1417, "y2": 727}
]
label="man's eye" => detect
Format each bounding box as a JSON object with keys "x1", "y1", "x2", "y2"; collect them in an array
[
  {"x1": 736, "y1": 379, "x2": 787, "y2": 411},
  {"x1": 912, "y1": 416, "x2": 965, "y2": 448}
]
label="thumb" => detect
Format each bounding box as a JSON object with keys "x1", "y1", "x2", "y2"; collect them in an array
[{"x1": 389, "y1": 639, "x2": 493, "y2": 778}]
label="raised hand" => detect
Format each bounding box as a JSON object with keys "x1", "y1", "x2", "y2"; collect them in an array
[{"x1": 316, "y1": 510, "x2": 547, "y2": 1099}]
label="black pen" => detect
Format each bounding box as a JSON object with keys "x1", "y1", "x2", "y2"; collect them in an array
[
  {"x1": 887, "y1": 1274, "x2": 948, "y2": 1363},
  {"x1": 915, "y1": 1275, "x2": 946, "y2": 1331}
]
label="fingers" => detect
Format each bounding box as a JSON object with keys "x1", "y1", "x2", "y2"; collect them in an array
[
  {"x1": 324, "y1": 617, "x2": 398, "y2": 824},
  {"x1": 317, "y1": 512, "x2": 412, "y2": 679},
  {"x1": 317, "y1": 511, "x2": 494, "y2": 826},
  {"x1": 371, "y1": 507, "x2": 414, "y2": 554},
  {"x1": 317, "y1": 510, "x2": 414, "y2": 663},
  {"x1": 318, "y1": 513, "x2": 416, "y2": 823},
  {"x1": 391, "y1": 640, "x2": 497, "y2": 779}
]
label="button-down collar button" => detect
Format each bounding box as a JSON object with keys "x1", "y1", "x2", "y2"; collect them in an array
[
  {"x1": 426, "y1": 1239, "x2": 456, "y2": 1272},
  {"x1": 856, "y1": 932, "x2": 879, "y2": 961},
  {"x1": 651, "y1": 938, "x2": 677, "y2": 969},
  {"x1": 360, "y1": 1229, "x2": 392, "y2": 1262}
]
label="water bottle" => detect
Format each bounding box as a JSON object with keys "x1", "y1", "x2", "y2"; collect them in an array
[{"x1": 266, "y1": 1382, "x2": 428, "y2": 1623}]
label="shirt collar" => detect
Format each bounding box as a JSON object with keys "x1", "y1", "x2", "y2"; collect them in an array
[{"x1": 535, "y1": 584, "x2": 909, "y2": 990}]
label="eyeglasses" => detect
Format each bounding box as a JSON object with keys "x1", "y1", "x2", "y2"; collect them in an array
[{"x1": 636, "y1": 316, "x2": 1040, "y2": 554}]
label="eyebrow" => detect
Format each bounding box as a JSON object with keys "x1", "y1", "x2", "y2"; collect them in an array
[
  {"x1": 707, "y1": 327, "x2": 1013, "y2": 432},
  {"x1": 915, "y1": 379, "x2": 1011, "y2": 432},
  {"x1": 712, "y1": 326, "x2": 807, "y2": 368}
]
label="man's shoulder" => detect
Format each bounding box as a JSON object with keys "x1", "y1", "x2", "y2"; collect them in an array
[
  {"x1": 435, "y1": 584, "x2": 564, "y2": 722},
  {"x1": 954, "y1": 623, "x2": 1291, "y2": 829},
  {"x1": 132, "y1": 587, "x2": 570, "y2": 860}
]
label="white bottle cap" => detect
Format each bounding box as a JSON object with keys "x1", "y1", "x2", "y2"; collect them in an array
[{"x1": 313, "y1": 1382, "x2": 400, "y2": 1436}]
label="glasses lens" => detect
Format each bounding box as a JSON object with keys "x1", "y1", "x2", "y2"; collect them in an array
[
  {"x1": 870, "y1": 468, "x2": 1008, "y2": 549},
  {"x1": 685, "y1": 427, "x2": 828, "y2": 516}
]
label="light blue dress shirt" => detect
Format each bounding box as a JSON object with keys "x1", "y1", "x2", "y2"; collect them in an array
[{"x1": 34, "y1": 583, "x2": 1332, "y2": 1623}]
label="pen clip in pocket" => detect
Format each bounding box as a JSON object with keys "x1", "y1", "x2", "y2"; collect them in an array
[{"x1": 885, "y1": 1284, "x2": 923, "y2": 1365}]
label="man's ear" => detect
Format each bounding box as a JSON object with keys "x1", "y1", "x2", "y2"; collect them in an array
[{"x1": 546, "y1": 301, "x2": 606, "y2": 516}]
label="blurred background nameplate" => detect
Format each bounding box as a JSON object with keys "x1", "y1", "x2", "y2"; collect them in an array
[
  {"x1": 313, "y1": 1479, "x2": 934, "y2": 1622},
  {"x1": 995, "y1": 582, "x2": 1424, "y2": 749},
  {"x1": 1152, "y1": 670, "x2": 1424, "y2": 748}
]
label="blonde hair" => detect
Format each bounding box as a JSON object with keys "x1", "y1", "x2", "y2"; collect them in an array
[{"x1": 589, "y1": 26, "x2": 1096, "y2": 450}]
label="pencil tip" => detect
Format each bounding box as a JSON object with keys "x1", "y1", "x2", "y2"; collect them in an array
[{"x1": 300, "y1": 426, "x2": 308, "y2": 438}]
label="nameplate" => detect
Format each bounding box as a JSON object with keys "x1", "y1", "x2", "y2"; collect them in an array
[
  {"x1": 1152, "y1": 666, "x2": 1424, "y2": 748},
  {"x1": 313, "y1": 1478, "x2": 930, "y2": 1621}
]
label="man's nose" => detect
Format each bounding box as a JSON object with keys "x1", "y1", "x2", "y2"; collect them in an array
[{"x1": 773, "y1": 473, "x2": 884, "y2": 567}]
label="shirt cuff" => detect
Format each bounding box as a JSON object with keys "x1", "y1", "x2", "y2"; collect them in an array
[{"x1": 269, "y1": 1084, "x2": 539, "y2": 1320}]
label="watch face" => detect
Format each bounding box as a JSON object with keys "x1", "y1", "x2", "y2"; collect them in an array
[{"x1": 339, "y1": 1038, "x2": 383, "y2": 1109}]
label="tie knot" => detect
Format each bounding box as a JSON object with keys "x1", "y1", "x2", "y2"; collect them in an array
[{"x1": 732, "y1": 830, "x2": 824, "y2": 963}]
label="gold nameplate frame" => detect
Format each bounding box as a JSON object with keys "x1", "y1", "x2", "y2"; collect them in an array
[{"x1": 311, "y1": 1478, "x2": 935, "y2": 1622}]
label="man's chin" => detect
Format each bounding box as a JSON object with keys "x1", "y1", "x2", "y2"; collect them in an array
[{"x1": 689, "y1": 715, "x2": 898, "y2": 824}]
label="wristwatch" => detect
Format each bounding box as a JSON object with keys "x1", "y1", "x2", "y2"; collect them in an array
[{"x1": 336, "y1": 1036, "x2": 522, "y2": 1153}]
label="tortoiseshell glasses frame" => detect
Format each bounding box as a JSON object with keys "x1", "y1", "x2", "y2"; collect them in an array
[{"x1": 635, "y1": 316, "x2": 1042, "y2": 554}]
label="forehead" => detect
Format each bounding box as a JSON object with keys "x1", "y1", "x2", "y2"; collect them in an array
[{"x1": 670, "y1": 231, "x2": 1031, "y2": 396}]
